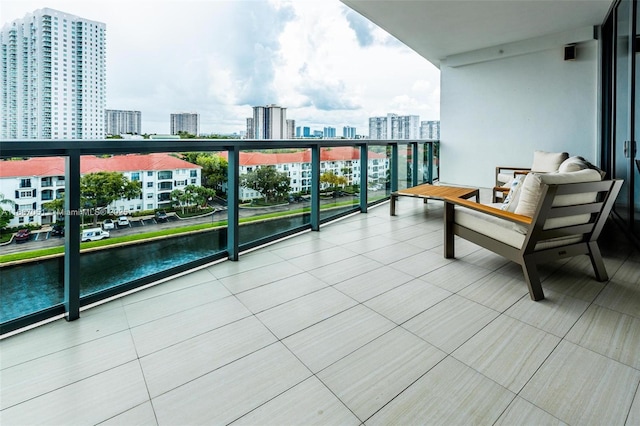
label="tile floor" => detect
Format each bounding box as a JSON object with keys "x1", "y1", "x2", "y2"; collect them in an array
[{"x1": 1, "y1": 197, "x2": 639, "y2": 425}]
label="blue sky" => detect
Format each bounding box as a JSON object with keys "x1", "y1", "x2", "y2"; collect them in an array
[{"x1": 2, "y1": 0, "x2": 440, "y2": 135}]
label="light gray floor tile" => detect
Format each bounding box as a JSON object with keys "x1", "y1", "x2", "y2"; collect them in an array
[
  {"x1": 521, "y1": 341, "x2": 640, "y2": 425},
  {"x1": 629, "y1": 388, "x2": 640, "y2": 426},
  {"x1": 459, "y1": 248, "x2": 511, "y2": 271},
  {"x1": 257, "y1": 287, "x2": 357, "y2": 339},
  {"x1": 120, "y1": 268, "x2": 218, "y2": 305},
  {"x1": 0, "y1": 305, "x2": 130, "y2": 369},
  {"x1": 565, "y1": 304, "x2": 640, "y2": 369},
  {"x1": 458, "y1": 272, "x2": 528, "y2": 312},
  {"x1": 362, "y1": 241, "x2": 427, "y2": 265},
  {"x1": 283, "y1": 245, "x2": 358, "y2": 271},
  {"x1": 123, "y1": 280, "x2": 231, "y2": 327},
  {"x1": 308, "y1": 255, "x2": 384, "y2": 285},
  {"x1": 341, "y1": 234, "x2": 402, "y2": 254},
  {"x1": 231, "y1": 376, "x2": 360, "y2": 426},
  {"x1": 206, "y1": 251, "x2": 286, "y2": 279},
  {"x1": 421, "y1": 260, "x2": 493, "y2": 293},
  {"x1": 539, "y1": 265, "x2": 607, "y2": 302},
  {"x1": 319, "y1": 327, "x2": 446, "y2": 421},
  {"x1": 495, "y1": 396, "x2": 568, "y2": 426},
  {"x1": 219, "y1": 260, "x2": 306, "y2": 294},
  {"x1": 333, "y1": 266, "x2": 415, "y2": 302},
  {"x1": 404, "y1": 229, "x2": 445, "y2": 250},
  {"x1": 235, "y1": 272, "x2": 329, "y2": 313},
  {"x1": 505, "y1": 289, "x2": 590, "y2": 337},
  {"x1": 403, "y1": 294, "x2": 499, "y2": 353},
  {"x1": 152, "y1": 343, "x2": 311, "y2": 425},
  {"x1": 595, "y1": 274, "x2": 640, "y2": 319},
  {"x1": 1, "y1": 330, "x2": 137, "y2": 410},
  {"x1": 130, "y1": 296, "x2": 252, "y2": 356},
  {"x1": 141, "y1": 316, "x2": 277, "y2": 397},
  {"x1": 283, "y1": 305, "x2": 395, "y2": 373},
  {"x1": 452, "y1": 315, "x2": 560, "y2": 393},
  {"x1": 364, "y1": 279, "x2": 451, "y2": 324},
  {"x1": 388, "y1": 250, "x2": 453, "y2": 278},
  {"x1": 365, "y1": 356, "x2": 514, "y2": 425},
  {"x1": 268, "y1": 237, "x2": 336, "y2": 260},
  {"x1": 0, "y1": 360, "x2": 149, "y2": 426},
  {"x1": 99, "y1": 402, "x2": 158, "y2": 426}
]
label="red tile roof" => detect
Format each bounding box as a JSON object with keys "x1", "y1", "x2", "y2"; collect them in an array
[
  {"x1": 0, "y1": 153, "x2": 200, "y2": 178},
  {"x1": 219, "y1": 147, "x2": 386, "y2": 166}
]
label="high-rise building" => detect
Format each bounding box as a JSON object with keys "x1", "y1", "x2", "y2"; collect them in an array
[
  {"x1": 286, "y1": 119, "x2": 295, "y2": 139},
  {"x1": 170, "y1": 112, "x2": 200, "y2": 136},
  {"x1": 420, "y1": 120, "x2": 440, "y2": 139},
  {"x1": 369, "y1": 113, "x2": 420, "y2": 140},
  {"x1": 0, "y1": 8, "x2": 107, "y2": 139},
  {"x1": 250, "y1": 104, "x2": 286, "y2": 139},
  {"x1": 105, "y1": 109, "x2": 142, "y2": 135},
  {"x1": 343, "y1": 126, "x2": 356, "y2": 139},
  {"x1": 246, "y1": 117, "x2": 254, "y2": 139},
  {"x1": 323, "y1": 127, "x2": 336, "y2": 138}
]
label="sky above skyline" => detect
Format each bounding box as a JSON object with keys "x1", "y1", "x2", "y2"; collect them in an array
[{"x1": 2, "y1": 0, "x2": 440, "y2": 135}]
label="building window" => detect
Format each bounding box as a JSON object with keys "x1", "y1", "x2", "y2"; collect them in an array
[
  {"x1": 158, "y1": 171, "x2": 173, "y2": 180},
  {"x1": 190, "y1": 170, "x2": 197, "y2": 177},
  {"x1": 147, "y1": 182, "x2": 153, "y2": 188},
  {"x1": 147, "y1": 193, "x2": 153, "y2": 199},
  {"x1": 147, "y1": 171, "x2": 153, "y2": 177},
  {"x1": 19, "y1": 178, "x2": 32, "y2": 188},
  {"x1": 130, "y1": 172, "x2": 140, "y2": 181}
]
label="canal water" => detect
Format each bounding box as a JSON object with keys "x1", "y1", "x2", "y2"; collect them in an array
[{"x1": 0, "y1": 213, "x2": 320, "y2": 324}]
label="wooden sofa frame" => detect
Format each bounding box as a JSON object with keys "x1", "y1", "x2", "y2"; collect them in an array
[{"x1": 444, "y1": 179, "x2": 623, "y2": 301}]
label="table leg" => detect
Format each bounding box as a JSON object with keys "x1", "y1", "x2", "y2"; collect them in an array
[{"x1": 390, "y1": 194, "x2": 397, "y2": 215}]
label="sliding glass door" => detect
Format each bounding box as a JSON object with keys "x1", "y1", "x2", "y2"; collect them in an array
[{"x1": 603, "y1": 0, "x2": 639, "y2": 244}]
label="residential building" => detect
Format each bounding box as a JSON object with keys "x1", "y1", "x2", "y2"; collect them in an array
[
  {"x1": 219, "y1": 147, "x2": 387, "y2": 199},
  {"x1": 323, "y1": 127, "x2": 336, "y2": 138},
  {"x1": 368, "y1": 113, "x2": 420, "y2": 140},
  {"x1": 245, "y1": 117, "x2": 254, "y2": 139},
  {"x1": 170, "y1": 112, "x2": 200, "y2": 136},
  {"x1": 251, "y1": 104, "x2": 286, "y2": 139},
  {"x1": 343, "y1": 126, "x2": 356, "y2": 139},
  {"x1": 105, "y1": 109, "x2": 142, "y2": 135},
  {"x1": 0, "y1": 153, "x2": 201, "y2": 227},
  {"x1": 0, "y1": 8, "x2": 106, "y2": 139},
  {"x1": 420, "y1": 120, "x2": 440, "y2": 140},
  {"x1": 286, "y1": 119, "x2": 295, "y2": 139}
]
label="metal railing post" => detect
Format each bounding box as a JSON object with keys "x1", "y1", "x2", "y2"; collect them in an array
[
  {"x1": 64, "y1": 150, "x2": 81, "y2": 321},
  {"x1": 390, "y1": 143, "x2": 399, "y2": 193},
  {"x1": 227, "y1": 147, "x2": 239, "y2": 260},
  {"x1": 411, "y1": 141, "x2": 419, "y2": 186},
  {"x1": 359, "y1": 144, "x2": 368, "y2": 213},
  {"x1": 311, "y1": 145, "x2": 320, "y2": 231}
]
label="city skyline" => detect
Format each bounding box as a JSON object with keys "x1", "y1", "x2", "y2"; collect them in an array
[{"x1": 1, "y1": 0, "x2": 440, "y2": 135}]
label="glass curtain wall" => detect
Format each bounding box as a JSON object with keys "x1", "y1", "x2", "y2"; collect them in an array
[{"x1": 602, "y1": 0, "x2": 640, "y2": 246}]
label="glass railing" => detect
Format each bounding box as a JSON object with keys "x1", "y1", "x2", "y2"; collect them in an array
[{"x1": 0, "y1": 138, "x2": 438, "y2": 335}]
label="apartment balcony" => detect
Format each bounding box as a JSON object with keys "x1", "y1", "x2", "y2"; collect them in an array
[{"x1": 1, "y1": 195, "x2": 638, "y2": 425}]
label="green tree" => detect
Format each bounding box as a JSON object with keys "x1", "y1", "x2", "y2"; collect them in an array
[
  {"x1": 170, "y1": 188, "x2": 191, "y2": 215},
  {"x1": 0, "y1": 193, "x2": 15, "y2": 234},
  {"x1": 240, "y1": 166, "x2": 291, "y2": 204},
  {"x1": 81, "y1": 172, "x2": 142, "y2": 225},
  {"x1": 320, "y1": 171, "x2": 348, "y2": 189},
  {"x1": 180, "y1": 152, "x2": 228, "y2": 193}
]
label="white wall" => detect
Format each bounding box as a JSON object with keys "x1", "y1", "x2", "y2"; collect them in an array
[{"x1": 440, "y1": 40, "x2": 599, "y2": 188}]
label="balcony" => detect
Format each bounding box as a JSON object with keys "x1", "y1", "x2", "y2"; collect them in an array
[
  {"x1": 0, "y1": 125, "x2": 637, "y2": 426},
  {"x1": 1, "y1": 195, "x2": 638, "y2": 425}
]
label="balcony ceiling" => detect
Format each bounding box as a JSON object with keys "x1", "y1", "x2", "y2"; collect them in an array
[{"x1": 341, "y1": 0, "x2": 612, "y2": 67}]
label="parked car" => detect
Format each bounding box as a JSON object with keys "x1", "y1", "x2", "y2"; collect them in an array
[
  {"x1": 102, "y1": 219, "x2": 115, "y2": 230},
  {"x1": 51, "y1": 224, "x2": 65, "y2": 236},
  {"x1": 81, "y1": 228, "x2": 110, "y2": 242},
  {"x1": 155, "y1": 210, "x2": 168, "y2": 222},
  {"x1": 117, "y1": 216, "x2": 130, "y2": 227},
  {"x1": 14, "y1": 228, "x2": 31, "y2": 243}
]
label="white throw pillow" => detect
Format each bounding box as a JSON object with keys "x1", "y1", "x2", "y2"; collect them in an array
[
  {"x1": 558, "y1": 156, "x2": 589, "y2": 173},
  {"x1": 531, "y1": 151, "x2": 569, "y2": 173},
  {"x1": 501, "y1": 174, "x2": 525, "y2": 212}
]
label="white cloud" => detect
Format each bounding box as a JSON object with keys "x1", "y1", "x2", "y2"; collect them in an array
[{"x1": 2, "y1": 0, "x2": 440, "y2": 135}]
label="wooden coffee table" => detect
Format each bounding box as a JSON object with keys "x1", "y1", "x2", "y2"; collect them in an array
[{"x1": 390, "y1": 184, "x2": 479, "y2": 215}]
